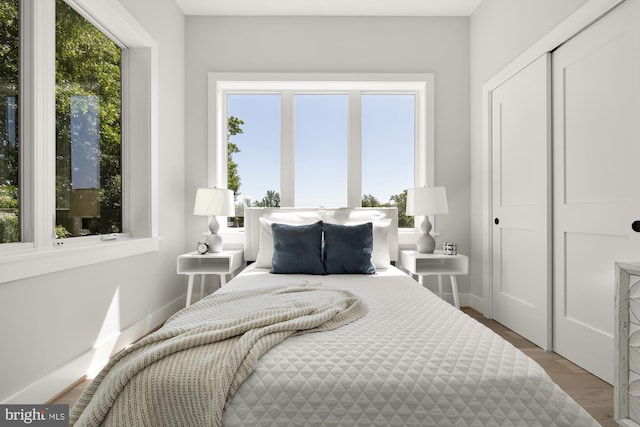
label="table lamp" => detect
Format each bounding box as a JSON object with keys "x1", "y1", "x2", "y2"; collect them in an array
[
  {"x1": 193, "y1": 187, "x2": 235, "y2": 253},
  {"x1": 406, "y1": 186, "x2": 449, "y2": 253}
]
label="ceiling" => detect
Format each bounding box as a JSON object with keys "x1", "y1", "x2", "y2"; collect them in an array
[{"x1": 175, "y1": 0, "x2": 483, "y2": 17}]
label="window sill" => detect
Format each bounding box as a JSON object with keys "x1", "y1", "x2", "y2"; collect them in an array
[{"x1": 0, "y1": 236, "x2": 160, "y2": 284}]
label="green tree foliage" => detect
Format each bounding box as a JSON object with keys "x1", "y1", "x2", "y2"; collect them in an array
[
  {"x1": 255, "y1": 190, "x2": 280, "y2": 207},
  {"x1": 361, "y1": 193, "x2": 380, "y2": 207},
  {"x1": 0, "y1": 0, "x2": 19, "y2": 243},
  {"x1": 0, "y1": 184, "x2": 18, "y2": 242},
  {"x1": 362, "y1": 190, "x2": 411, "y2": 228},
  {"x1": 227, "y1": 116, "x2": 244, "y2": 196},
  {"x1": 390, "y1": 190, "x2": 411, "y2": 228},
  {"x1": 0, "y1": 1, "x2": 18, "y2": 84},
  {"x1": 0, "y1": 210, "x2": 17, "y2": 242},
  {"x1": 0, "y1": 183, "x2": 16, "y2": 209}
]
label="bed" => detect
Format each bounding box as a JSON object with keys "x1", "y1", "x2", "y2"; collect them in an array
[{"x1": 71, "y1": 208, "x2": 599, "y2": 426}]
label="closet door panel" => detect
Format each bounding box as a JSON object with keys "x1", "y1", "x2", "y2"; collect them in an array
[
  {"x1": 491, "y1": 53, "x2": 551, "y2": 350},
  {"x1": 562, "y1": 32, "x2": 634, "y2": 204},
  {"x1": 553, "y1": 0, "x2": 640, "y2": 384}
]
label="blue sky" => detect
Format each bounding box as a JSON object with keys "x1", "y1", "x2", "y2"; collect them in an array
[{"x1": 227, "y1": 93, "x2": 414, "y2": 207}]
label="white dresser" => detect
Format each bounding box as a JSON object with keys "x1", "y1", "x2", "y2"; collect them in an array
[{"x1": 616, "y1": 262, "x2": 640, "y2": 426}]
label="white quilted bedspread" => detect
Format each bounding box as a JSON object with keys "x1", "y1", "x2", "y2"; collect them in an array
[{"x1": 218, "y1": 265, "x2": 599, "y2": 427}]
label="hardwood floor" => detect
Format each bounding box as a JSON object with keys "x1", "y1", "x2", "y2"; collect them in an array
[
  {"x1": 463, "y1": 307, "x2": 615, "y2": 427},
  {"x1": 52, "y1": 307, "x2": 615, "y2": 426},
  {"x1": 50, "y1": 377, "x2": 92, "y2": 407}
]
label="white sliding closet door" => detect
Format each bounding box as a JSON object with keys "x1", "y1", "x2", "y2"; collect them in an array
[
  {"x1": 553, "y1": 0, "x2": 640, "y2": 384},
  {"x1": 491, "y1": 54, "x2": 551, "y2": 350}
]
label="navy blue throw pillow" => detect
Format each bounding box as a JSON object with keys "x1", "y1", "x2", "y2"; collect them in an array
[
  {"x1": 271, "y1": 221, "x2": 325, "y2": 275},
  {"x1": 323, "y1": 222, "x2": 375, "y2": 274}
]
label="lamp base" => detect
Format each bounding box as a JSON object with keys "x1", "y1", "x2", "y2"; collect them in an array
[
  {"x1": 206, "y1": 233, "x2": 223, "y2": 253},
  {"x1": 416, "y1": 216, "x2": 436, "y2": 254},
  {"x1": 416, "y1": 233, "x2": 436, "y2": 253},
  {"x1": 205, "y1": 215, "x2": 223, "y2": 252}
]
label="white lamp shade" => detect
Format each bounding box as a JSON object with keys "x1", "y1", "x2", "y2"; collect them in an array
[
  {"x1": 406, "y1": 186, "x2": 449, "y2": 216},
  {"x1": 193, "y1": 188, "x2": 235, "y2": 217}
]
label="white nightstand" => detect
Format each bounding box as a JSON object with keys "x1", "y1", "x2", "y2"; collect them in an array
[
  {"x1": 177, "y1": 250, "x2": 244, "y2": 307},
  {"x1": 399, "y1": 250, "x2": 469, "y2": 309}
]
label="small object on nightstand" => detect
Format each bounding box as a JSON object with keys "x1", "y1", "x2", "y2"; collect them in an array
[
  {"x1": 196, "y1": 239, "x2": 209, "y2": 254},
  {"x1": 399, "y1": 249, "x2": 468, "y2": 309},
  {"x1": 442, "y1": 242, "x2": 457, "y2": 255},
  {"x1": 177, "y1": 249, "x2": 244, "y2": 307}
]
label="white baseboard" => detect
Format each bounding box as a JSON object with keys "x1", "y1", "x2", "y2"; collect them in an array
[
  {"x1": 467, "y1": 294, "x2": 485, "y2": 315},
  {"x1": 2, "y1": 296, "x2": 185, "y2": 404},
  {"x1": 439, "y1": 292, "x2": 475, "y2": 309}
]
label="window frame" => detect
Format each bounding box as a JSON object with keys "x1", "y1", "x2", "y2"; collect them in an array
[
  {"x1": 0, "y1": 0, "x2": 159, "y2": 283},
  {"x1": 208, "y1": 73, "x2": 435, "y2": 230}
]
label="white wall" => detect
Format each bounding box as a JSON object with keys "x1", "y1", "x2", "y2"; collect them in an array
[
  {"x1": 468, "y1": 0, "x2": 589, "y2": 308},
  {"x1": 185, "y1": 16, "x2": 471, "y2": 297},
  {"x1": 0, "y1": 0, "x2": 186, "y2": 403}
]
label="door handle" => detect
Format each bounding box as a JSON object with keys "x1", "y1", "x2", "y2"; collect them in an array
[
  {"x1": 632, "y1": 221, "x2": 640, "y2": 232},
  {"x1": 494, "y1": 218, "x2": 500, "y2": 225}
]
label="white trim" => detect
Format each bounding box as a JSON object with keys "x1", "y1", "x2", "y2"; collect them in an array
[
  {"x1": 348, "y1": 91, "x2": 362, "y2": 207},
  {"x1": 418, "y1": 74, "x2": 434, "y2": 187},
  {"x1": 480, "y1": 0, "x2": 624, "y2": 318},
  {"x1": 41, "y1": 0, "x2": 57, "y2": 247},
  {"x1": 62, "y1": 0, "x2": 155, "y2": 48},
  {"x1": 1, "y1": 292, "x2": 182, "y2": 404},
  {"x1": 281, "y1": 91, "x2": 295, "y2": 206},
  {"x1": 211, "y1": 73, "x2": 435, "y2": 91},
  {"x1": 20, "y1": 0, "x2": 56, "y2": 248},
  {"x1": 0, "y1": 237, "x2": 159, "y2": 284},
  {"x1": 208, "y1": 72, "x2": 435, "y2": 212},
  {"x1": 124, "y1": 45, "x2": 159, "y2": 238}
]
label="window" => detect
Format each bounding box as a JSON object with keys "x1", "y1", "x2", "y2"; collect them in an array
[
  {"x1": 362, "y1": 94, "x2": 415, "y2": 227},
  {"x1": 55, "y1": 0, "x2": 122, "y2": 238},
  {"x1": 227, "y1": 94, "x2": 281, "y2": 227},
  {"x1": 210, "y1": 74, "x2": 434, "y2": 229},
  {"x1": 295, "y1": 94, "x2": 348, "y2": 207},
  {"x1": 1, "y1": 0, "x2": 157, "y2": 282}
]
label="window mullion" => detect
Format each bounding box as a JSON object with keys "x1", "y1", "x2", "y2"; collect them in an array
[
  {"x1": 120, "y1": 49, "x2": 131, "y2": 234},
  {"x1": 23, "y1": 0, "x2": 56, "y2": 247},
  {"x1": 417, "y1": 77, "x2": 434, "y2": 188},
  {"x1": 281, "y1": 91, "x2": 294, "y2": 206},
  {"x1": 41, "y1": 0, "x2": 57, "y2": 246},
  {"x1": 347, "y1": 91, "x2": 362, "y2": 208},
  {"x1": 19, "y1": 0, "x2": 34, "y2": 244}
]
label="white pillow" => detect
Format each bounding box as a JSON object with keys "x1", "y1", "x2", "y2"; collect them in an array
[
  {"x1": 322, "y1": 215, "x2": 392, "y2": 269},
  {"x1": 254, "y1": 214, "x2": 322, "y2": 268},
  {"x1": 323, "y1": 209, "x2": 386, "y2": 223},
  {"x1": 370, "y1": 220, "x2": 391, "y2": 268},
  {"x1": 264, "y1": 211, "x2": 323, "y2": 223}
]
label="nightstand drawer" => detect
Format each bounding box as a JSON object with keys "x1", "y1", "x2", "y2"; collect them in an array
[
  {"x1": 400, "y1": 250, "x2": 468, "y2": 275},
  {"x1": 177, "y1": 250, "x2": 243, "y2": 275}
]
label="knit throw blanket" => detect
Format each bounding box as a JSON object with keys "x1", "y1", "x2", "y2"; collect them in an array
[{"x1": 70, "y1": 283, "x2": 367, "y2": 427}]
